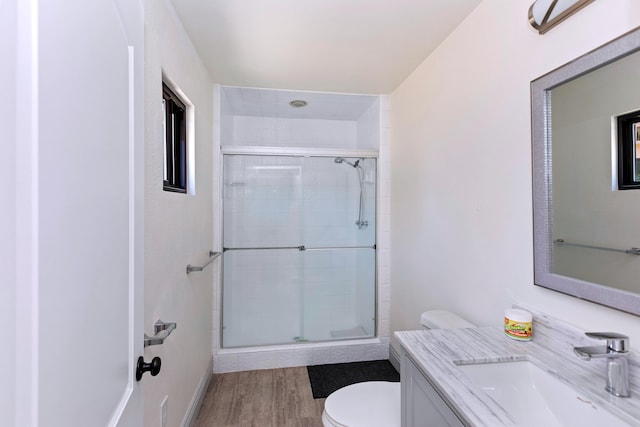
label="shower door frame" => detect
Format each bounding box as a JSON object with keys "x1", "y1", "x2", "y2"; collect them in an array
[{"x1": 219, "y1": 147, "x2": 379, "y2": 349}]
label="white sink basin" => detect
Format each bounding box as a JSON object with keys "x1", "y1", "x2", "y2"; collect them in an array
[{"x1": 457, "y1": 360, "x2": 628, "y2": 426}]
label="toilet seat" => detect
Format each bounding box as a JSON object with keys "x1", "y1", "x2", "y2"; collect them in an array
[{"x1": 322, "y1": 381, "x2": 401, "y2": 427}]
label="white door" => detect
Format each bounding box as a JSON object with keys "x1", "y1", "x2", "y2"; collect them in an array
[{"x1": 13, "y1": 0, "x2": 145, "y2": 426}]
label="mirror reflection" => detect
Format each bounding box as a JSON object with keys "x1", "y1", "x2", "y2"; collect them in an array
[
  {"x1": 551, "y1": 49, "x2": 640, "y2": 293},
  {"x1": 617, "y1": 109, "x2": 640, "y2": 188}
]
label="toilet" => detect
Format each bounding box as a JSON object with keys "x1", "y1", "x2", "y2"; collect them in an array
[{"x1": 321, "y1": 310, "x2": 474, "y2": 427}]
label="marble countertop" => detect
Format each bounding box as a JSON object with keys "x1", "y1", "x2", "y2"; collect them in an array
[{"x1": 395, "y1": 326, "x2": 640, "y2": 426}]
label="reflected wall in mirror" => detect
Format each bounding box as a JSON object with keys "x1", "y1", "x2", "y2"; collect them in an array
[{"x1": 531, "y1": 27, "x2": 640, "y2": 315}]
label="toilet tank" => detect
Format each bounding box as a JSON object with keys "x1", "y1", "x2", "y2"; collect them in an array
[{"x1": 420, "y1": 310, "x2": 474, "y2": 329}]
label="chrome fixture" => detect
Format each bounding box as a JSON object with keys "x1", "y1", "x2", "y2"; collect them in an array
[
  {"x1": 554, "y1": 239, "x2": 640, "y2": 256},
  {"x1": 528, "y1": 0, "x2": 594, "y2": 34},
  {"x1": 224, "y1": 245, "x2": 375, "y2": 252},
  {"x1": 289, "y1": 99, "x2": 307, "y2": 108},
  {"x1": 186, "y1": 250, "x2": 222, "y2": 274},
  {"x1": 335, "y1": 157, "x2": 368, "y2": 229},
  {"x1": 144, "y1": 320, "x2": 177, "y2": 347},
  {"x1": 574, "y1": 332, "x2": 630, "y2": 397},
  {"x1": 334, "y1": 157, "x2": 359, "y2": 168}
]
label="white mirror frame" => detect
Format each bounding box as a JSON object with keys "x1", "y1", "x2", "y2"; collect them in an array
[
  {"x1": 531, "y1": 27, "x2": 640, "y2": 315},
  {"x1": 529, "y1": 0, "x2": 594, "y2": 34}
]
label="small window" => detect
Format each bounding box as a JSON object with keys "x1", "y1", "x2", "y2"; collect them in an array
[{"x1": 163, "y1": 83, "x2": 187, "y2": 193}]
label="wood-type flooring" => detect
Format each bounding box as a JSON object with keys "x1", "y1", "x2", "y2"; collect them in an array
[{"x1": 193, "y1": 367, "x2": 325, "y2": 427}]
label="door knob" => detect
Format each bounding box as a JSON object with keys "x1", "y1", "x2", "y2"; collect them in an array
[{"x1": 136, "y1": 356, "x2": 161, "y2": 381}]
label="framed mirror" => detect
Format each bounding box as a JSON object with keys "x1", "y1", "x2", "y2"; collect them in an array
[{"x1": 531, "y1": 27, "x2": 640, "y2": 315}]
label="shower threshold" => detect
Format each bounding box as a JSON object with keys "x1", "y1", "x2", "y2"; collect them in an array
[
  {"x1": 213, "y1": 337, "x2": 389, "y2": 373},
  {"x1": 330, "y1": 325, "x2": 368, "y2": 339}
]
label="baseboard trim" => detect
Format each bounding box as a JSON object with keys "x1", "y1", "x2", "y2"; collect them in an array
[
  {"x1": 389, "y1": 344, "x2": 401, "y2": 373},
  {"x1": 182, "y1": 357, "x2": 213, "y2": 427}
]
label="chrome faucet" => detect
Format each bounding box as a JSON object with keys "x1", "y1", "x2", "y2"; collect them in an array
[{"x1": 574, "y1": 332, "x2": 630, "y2": 397}]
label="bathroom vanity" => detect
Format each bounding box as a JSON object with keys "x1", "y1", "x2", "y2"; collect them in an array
[
  {"x1": 400, "y1": 350, "x2": 464, "y2": 426},
  {"x1": 395, "y1": 310, "x2": 640, "y2": 426}
]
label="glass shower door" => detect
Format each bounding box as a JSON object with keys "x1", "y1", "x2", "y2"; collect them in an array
[
  {"x1": 222, "y1": 249, "x2": 302, "y2": 347},
  {"x1": 222, "y1": 155, "x2": 376, "y2": 348},
  {"x1": 223, "y1": 155, "x2": 304, "y2": 347},
  {"x1": 300, "y1": 157, "x2": 376, "y2": 341},
  {"x1": 301, "y1": 248, "x2": 375, "y2": 341}
]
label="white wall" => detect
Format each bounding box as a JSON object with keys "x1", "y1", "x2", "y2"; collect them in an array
[
  {"x1": 1, "y1": 0, "x2": 17, "y2": 424},
  {"x1": 390, "y1": 0, "x2": 640, "y2": 348},
  {"x1": 144, "y1": 1, "x2": 215, "y2": 426}
]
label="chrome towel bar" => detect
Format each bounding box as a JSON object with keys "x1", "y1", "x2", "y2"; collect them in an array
[
  {"x1": 554, "y1": 239, "x2": 640, "y2": 255},
  {"x1": 144, "y1": 320, "x2": 177, "y2": 347},
  {"x1": 186, "y1": 250, "x2": 222, "y2": 274}
]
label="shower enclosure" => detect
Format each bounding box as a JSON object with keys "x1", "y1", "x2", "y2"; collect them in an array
[{"x1": 222, "y1": 154, "x2": 377, "y2": 347}]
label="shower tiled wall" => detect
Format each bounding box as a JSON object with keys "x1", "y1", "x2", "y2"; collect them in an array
[
  {"x1": 377, "y1": 95, "x2": 391, "y2": 340},
  {"x1": 212, "y1": 86, "x2": 391, "y2": 372},
  {"x1": 233, "y1": 116, "x2": 357, "y2": 148},
  {"x1": 357, "y1": 97, "x2": 381, "y2": 150}
]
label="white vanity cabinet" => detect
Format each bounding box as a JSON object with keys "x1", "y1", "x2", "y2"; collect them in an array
[{"x1": 401, "y1": 350, "x2": 465, "y2": 427}]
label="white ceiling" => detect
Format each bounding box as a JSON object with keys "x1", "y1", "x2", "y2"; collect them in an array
[{"x1": 168, "y1": 0, "x2": 482, "y2": 94}]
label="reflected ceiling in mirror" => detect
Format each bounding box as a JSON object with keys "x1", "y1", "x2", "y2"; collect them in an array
[{"x1": 531, "y1": 27, "x2": 640, "y2": 315}]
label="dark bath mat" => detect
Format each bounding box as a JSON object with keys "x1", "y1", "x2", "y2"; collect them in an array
[{"x1": 306, "y1": 360, "x2": 400, "y2": 399}]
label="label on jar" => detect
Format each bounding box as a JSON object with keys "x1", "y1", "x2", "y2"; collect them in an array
[{"x1": 504, "y1": 317, "x2": 532, "y2": 341}]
